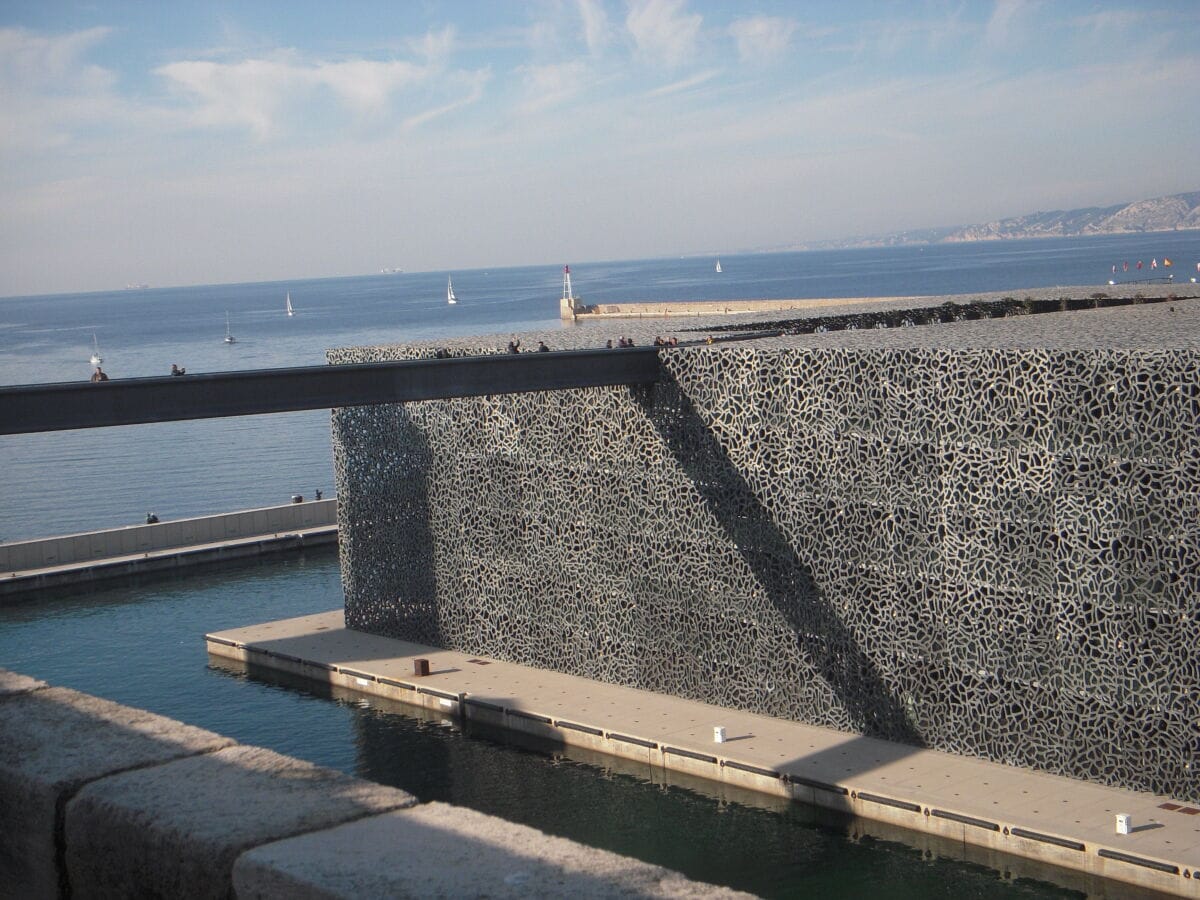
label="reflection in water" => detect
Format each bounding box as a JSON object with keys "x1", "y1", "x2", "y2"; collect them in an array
[{"x1": 213, "y1": 657, "x2": 1100, "y2": 900}]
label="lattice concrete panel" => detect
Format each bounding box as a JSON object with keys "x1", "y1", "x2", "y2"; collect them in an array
[{"x1": 330, "y1": 342, "x2": 1200, "y2": 801}]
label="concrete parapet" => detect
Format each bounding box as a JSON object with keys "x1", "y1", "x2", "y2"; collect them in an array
[
  {"x1": 0, "y1": 669, "x2": 739, "y2": 899},
  {"x1": 0, "y1": 499, "x2": 337, "y2": 573},
  {"x1": 65, "y1": 745, "x2": 416, "y2": 899},
  {"x1": 234, "y1": 801, "x2": 748, "y2": 899},
  {"x1": 0, "y1": 682, "x2": 233, "y2": 899}
]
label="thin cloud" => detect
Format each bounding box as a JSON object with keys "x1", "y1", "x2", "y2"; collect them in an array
[
  {"x1": 156, "y1": 36, "x2": 459, "y2": 139},
  {"x1": 728, "y1": 16, "x2": 797, "y2": 64},
  {"x1": 518, "y1": 61, "x2": 590, "y2": 113},
  {"x1": 577, "y1": 0, "x2": 611, "y2": 53},
  {"x1": 626, "y1": 0, "x2": 702, "y2": 67},
  {"x1": 644, "y1": 67, "x2": 720, "y2": 98},
  {"x1": 0, "y1": 27, "x2": 133, "y2": 152},
  {"x1": 984, "y1": 0, "x2": 1039, "y2": 47},
  {"x1": 402, "y1": 69, "x2": 490, "y2": 130}
]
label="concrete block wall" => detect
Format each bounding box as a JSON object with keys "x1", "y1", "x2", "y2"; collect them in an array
[
  {"x1": 0, "y1": 668, "x2": 743, "y2": 899},
  {"x1": 0, "y1": 499, "x2": 337, "y2": 572}
]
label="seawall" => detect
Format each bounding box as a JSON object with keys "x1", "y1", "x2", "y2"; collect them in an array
[
  {"x1": 0, "y1": 499, "x2": 337, "y2": 597},
  {"x1": 0, "y1": 666, "x2": 745, "y2": 899},
  {"x1": 565, "y1": 296, "x2": 905, "y2": 320}
]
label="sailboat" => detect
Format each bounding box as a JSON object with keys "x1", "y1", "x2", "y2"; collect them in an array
[
  {"x1": 89, "y1": 333, "x2": 103, "y2": 366},
  {"x1": 715, "y1": 259, "x2": 722, "y2": 273},
  {"x1": 447, "y1": 276, "x2": 457, "y2": 305},
  {"x1": 223, "y1": 312, "x2": 236, "y2": 344},
  {"x1": 285, "y1": 292, "x2": 294, "y2": 317}
]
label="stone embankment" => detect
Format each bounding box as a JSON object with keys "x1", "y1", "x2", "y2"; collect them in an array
[
  {"x1": 0, "y1": 667, "x2": 745, "y2": 899},
  {"x1": 0, "y1": 499, "x2": 337, "y2": 597}
]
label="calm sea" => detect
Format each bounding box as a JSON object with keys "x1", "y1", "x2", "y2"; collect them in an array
[{"x1": 1, "y1": 234, "x2": 1196, "y2": 897}]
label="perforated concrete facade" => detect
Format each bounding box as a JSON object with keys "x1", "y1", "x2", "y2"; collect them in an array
[{"x1": 330, "y1": 294, "x2": 1200, "y2": 801}]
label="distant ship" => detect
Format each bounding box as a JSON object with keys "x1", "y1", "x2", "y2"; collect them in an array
[
  {"x1": 447, "y1": 276, "x2": 457, "y2": 305},
  {"x1": 90, "y1": 333, "x2": 103, "y2": 366},
  {"x1": 285, "y1": 292, "x2": 294, "y2": 317},
  {"x1": 380, "y1": 267, "x2": 404, "y2": 274},
  {"x1": 224, "y1": 311, "x2": 236, "y2": 344},
  {"x1": 715, "y1": 259, "x2": 722, "y2": 273}
]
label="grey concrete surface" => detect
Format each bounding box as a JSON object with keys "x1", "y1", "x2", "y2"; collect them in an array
[
  {"x1": 0, "y1": 686, "x2": 233, "y2": 900},
  {"x1": 234, "y1": 801, "x2": 750, "y2": 899},
  {"x1": 0, "y1": 498, "x2": 337, "y2": 572},
  {"x1": 0, "y1": 666, "x2": 45, "y2": 697},
  {"x1": 65, "y1": 744, "x2": 417, "y2": 900}
]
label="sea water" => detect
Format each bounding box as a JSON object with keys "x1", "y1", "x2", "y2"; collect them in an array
[
  {"x1": 1, "y1": 232, "x2": 1196, "y2": 541},
  {"x1": 2, "y1": 233, "x2": 1197, "y2": 896}
]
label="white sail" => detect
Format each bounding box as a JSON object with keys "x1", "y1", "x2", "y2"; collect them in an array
[
  {"x1": 285, "y1": 292, "x2": 294, "y2": 316},
  {"x1": 715, "y1": 259, "x2": 722, "y2": 273},
  {"x1": 224, "y1": 311, "x2": 236, "y2": 344},
  {"x1": 89, "y1": 333, "x2": 103, "y2": 366},
  {"x1": 447, "y1": 276, "x2": 457, "y2": 304}
]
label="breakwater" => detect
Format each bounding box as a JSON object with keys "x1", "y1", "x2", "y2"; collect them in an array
[{"x1": 0, "y1": 499, "x2": 336, "y2": 597}]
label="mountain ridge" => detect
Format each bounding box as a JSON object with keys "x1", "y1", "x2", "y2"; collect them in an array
[{"x1": 775, "y1": 190, "x2": 1200, "y2": 251}]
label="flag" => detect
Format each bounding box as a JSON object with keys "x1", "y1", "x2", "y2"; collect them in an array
[
  {"x1": 1137, "y1": 260, "x2": 1143, "y2": 269},
  {"x1": 1123, "y1": 261, "x2": 1129, "y2": 271},
  {"x1": 1152, "y1": 258, "x2": 1158, "y2": 268},
  {"x1": 1112, "y1": 264, "x2": 1117, "y2": 274},
  {"x1": 1164, "y1": 258, "x2": 1172, "y2": 267}
]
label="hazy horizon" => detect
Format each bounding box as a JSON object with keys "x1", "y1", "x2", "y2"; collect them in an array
[{"x1": 3, "y1": 0, "x2": 1198, "y2": 297}]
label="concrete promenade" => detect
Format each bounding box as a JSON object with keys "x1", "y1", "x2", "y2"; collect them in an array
[
  {"x1": 209, "y1": 610, "x2": 1200, "y2": 898},
  {"x1": 0, "y1": 500, "x2": 337, "y2": 597}
]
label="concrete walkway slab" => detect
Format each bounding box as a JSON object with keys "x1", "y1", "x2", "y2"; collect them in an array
[{"x1": 208, "y1": 610, "x2": 1200, "y2": 897}]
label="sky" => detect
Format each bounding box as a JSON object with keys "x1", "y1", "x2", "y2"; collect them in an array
[{"x1": 1, "y1": 1, "x2": 1198, "y2": 297}]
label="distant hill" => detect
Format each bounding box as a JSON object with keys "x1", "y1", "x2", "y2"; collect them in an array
[{"x1": 780, "y1": 190, "x2": 1200, "y2": 251}]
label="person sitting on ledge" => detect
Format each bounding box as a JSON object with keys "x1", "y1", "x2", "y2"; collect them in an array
[
  {"x1": 507, "y1": 339, "x2": 521, "y2": 354},
  {"x1": 170, "y1": 364, "x2": 187, "y2": 376},
  {"x1": 537, "y1": 341, "x2": 550, "y2": 352},
  {"x1": 90, "y1": 366, "x2": 109, "y2": 382},
  {"x1": 145, "y1": 512, "x2": 159, "y2": 524},
  {"x1": 605, "y1": 339, "x2": 613, "y2": 349}
]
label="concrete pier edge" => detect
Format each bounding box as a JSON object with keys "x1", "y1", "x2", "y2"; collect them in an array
[{"x1": 207, "y1": 610, "x2": 1200, "y2": 898}]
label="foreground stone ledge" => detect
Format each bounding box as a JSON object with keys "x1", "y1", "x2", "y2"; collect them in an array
[
  {"x1": 0, "y1": 684, "x2": 233, "y2": 900},
  {"x1": 234, "y1": 801, "x2": 750, "y2": 899},
  {"x1": 65, "y1": 744, "x2": 417, "y2": 900},
  {"x1": 0, "y1": 665, "x2": 46, "y2": 697}
]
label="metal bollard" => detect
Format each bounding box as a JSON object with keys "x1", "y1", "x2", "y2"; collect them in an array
[{"x1": 414, "y1": 658, "x2": 430, "y2": 677}]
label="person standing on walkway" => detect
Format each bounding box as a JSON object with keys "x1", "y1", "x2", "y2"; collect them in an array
[{"x1": 90, "y1": 366, "x2": 109, "y2": 382}]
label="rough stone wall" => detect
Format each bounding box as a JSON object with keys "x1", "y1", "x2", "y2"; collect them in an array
[{"x1": 331, "y1": 342, "x2": 1200, "y2": 801}]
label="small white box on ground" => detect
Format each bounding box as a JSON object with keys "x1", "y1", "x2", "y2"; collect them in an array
[
  {"x1": 713, "y1": 726, "x2": 726, "y2": 743},
  {"x1": 1115, "y1": 814, "x2": 1131, "y2": 834}
]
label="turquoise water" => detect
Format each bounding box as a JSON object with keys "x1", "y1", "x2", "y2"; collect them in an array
[{"x1": 0, "y1": 549, "x2": 1083, "y2": 899}]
